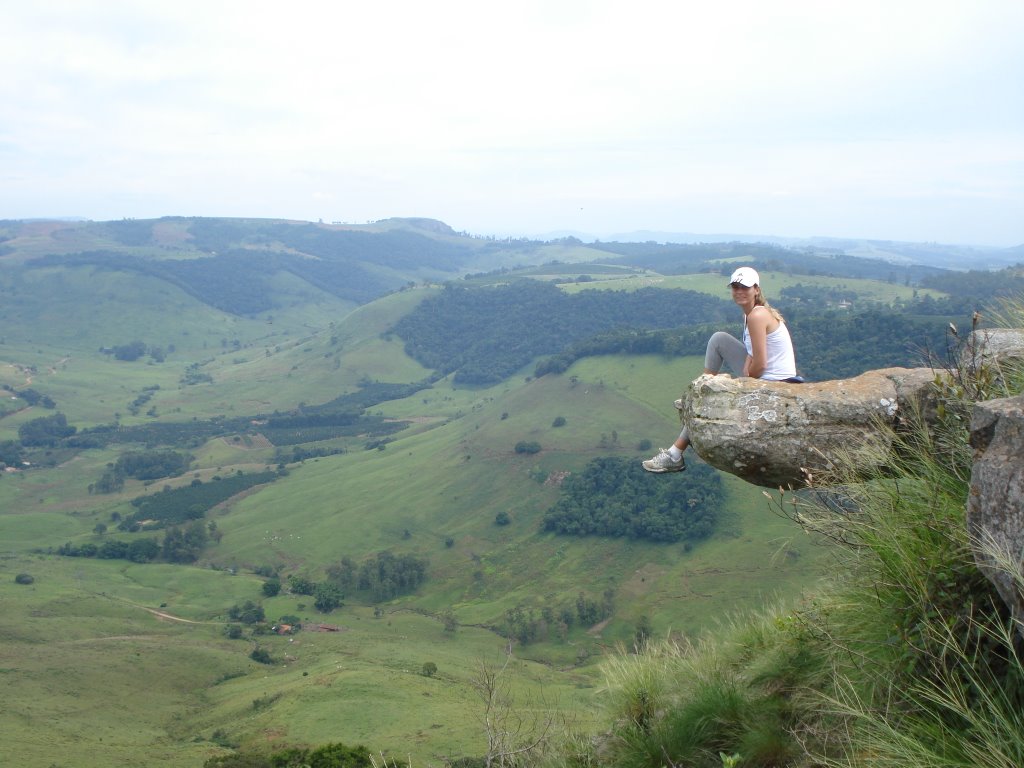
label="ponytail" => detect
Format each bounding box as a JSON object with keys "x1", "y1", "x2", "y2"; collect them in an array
[{"x1": 754, "y1": 288, "x2": 784, "y2": 324}]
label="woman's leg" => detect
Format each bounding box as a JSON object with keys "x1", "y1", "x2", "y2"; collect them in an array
[
  {"x1": 642, "y1": 426, "x2": 690, "y2": 472},
  {"x1": 670, "y1": 333, "x2": 744, "y2": 457},
  {"x1": 643, "y1": 333, "x2": 743, "y2": 474},
  {"x1": 704, "y1": 331, "x2": 747, "y2": 376}
]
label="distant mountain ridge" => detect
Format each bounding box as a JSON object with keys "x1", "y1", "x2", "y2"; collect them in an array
[
  {"x1": 5, "y1": 216, "x2": 1021, "y2": 272},
  {"x1": 0, "y1": 216, "x2": 488, "y2": 314},
  {"x1": 535, "y1": 228, "x2": 1024, "y2": 270}
]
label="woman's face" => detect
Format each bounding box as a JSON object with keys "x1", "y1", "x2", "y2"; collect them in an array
[{"x1": 730, "y1": 283, "x2": 757, "y2": 307}]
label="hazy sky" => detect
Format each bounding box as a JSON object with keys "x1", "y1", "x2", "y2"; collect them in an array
[{"x1": 3, "y1": 1, "x2": 1022, "y2": 246}]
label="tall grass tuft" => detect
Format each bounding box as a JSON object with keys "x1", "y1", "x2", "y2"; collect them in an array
[{"x1": 592, "y1": 611, "x2": 823, "y2": 768}]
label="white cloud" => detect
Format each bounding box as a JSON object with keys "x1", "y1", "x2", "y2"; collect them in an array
[{"x1": 1, "y1": 0, "x2": 1022, "y2": 246}]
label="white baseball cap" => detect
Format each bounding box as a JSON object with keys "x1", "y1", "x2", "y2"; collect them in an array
[{"x1": 728, "y1": 267, "x2": 760, "y2": 287}]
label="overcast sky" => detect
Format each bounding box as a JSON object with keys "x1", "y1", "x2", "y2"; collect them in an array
[{"x1": 2, "y1": 1, "x2": 1022, "y2": 246}]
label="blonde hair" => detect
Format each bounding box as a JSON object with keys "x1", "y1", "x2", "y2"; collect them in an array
[{"x1": 753, "y1": 286, "x2": 784, "y2": 323}]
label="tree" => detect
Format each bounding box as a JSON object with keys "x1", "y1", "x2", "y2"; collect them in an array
[
  {"x1": 313, "y1": 582, "x2": 343, "y2": 613},
  {"x1": 442, "y1": 609, "x2": 458, "y2": 633},
  {"x1": 471, "y1": 656, "x2": 555, "y2": 768},
  {"x1": 115, "y1": 449, "x2": 190, "y2": 480},
  {"x1": 288, "y1": 575, "x2": 316, "y2": 595},
  {"x1": 421, "y1": 661, "x2": 438, "y2": 677},
  {"x1": 353, "y1": 551, "x2": 428, "y2": 602},
  {"x1": 514, "y1": 441, "x2": 541, "y2": 455},
  {"x1": 18, "y1": 412, "x2": 76, "y2": 446},
  {"x1": 543, "y1": 456, "x2": 723, "y2": 543},
  {"x1": 112, "y1": 340, "x2": 148, "y2": 361},
  {"x1": 162, "y1": 521, "x2": 207, "y2": 563},
  {"x1": 0, "y1": 439, "x2": 25, "y2": 466},
  {"x1": 229, "y1": 601, "x2": 265, "y2": 625},
  {"x1": 127, "y1": 538, "x2": 160, "y2": 562},
  {"x1": 262, "y1": 579, "x2": 281, "y2": 597}
]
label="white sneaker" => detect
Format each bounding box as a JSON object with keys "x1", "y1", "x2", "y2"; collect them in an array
[{"x1": 642, "y1": 449, "x2": 686, "y2": 473}]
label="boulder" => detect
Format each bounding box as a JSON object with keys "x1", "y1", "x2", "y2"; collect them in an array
[
  {"x1": 969, "y1": 327, "x2": 1024, "y2": 367},
  {"x1": 967, "y1": 395, "x2": 1024, "y2": 631},
  {"x1": 681, "y1": 367, "x2": 937, "y2": 488}
]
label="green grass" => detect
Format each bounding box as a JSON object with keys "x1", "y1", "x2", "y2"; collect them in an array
[
  {"x1": 0, "y1": 274, "x2": 830, "y2": 767},
  {"x1": 1, "y1": 350, "x2": 824, "y2": 765},
  {"x1": 558, "y1": 269, "x2": 944, "y2": 304},
  {"x1": 0, "y1": 554, "x2": 602, "y2": 767},
  {"x1": 0, "y1": 555, "x2": 255, "y2": 767},
  {"x1": 195, "y1": 608, "x2": 604, "y2": 761}
]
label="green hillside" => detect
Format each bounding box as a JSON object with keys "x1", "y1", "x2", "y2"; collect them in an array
[
  {"x1": 1, "y1": 258, "x2": 825, "y2": 766},
  {"x1": 3, "y1": 218, "x2": 1010, "y2": 767}
]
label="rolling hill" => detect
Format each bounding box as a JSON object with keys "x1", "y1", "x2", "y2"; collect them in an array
[{"x1": 0, "y1": 216, "x2": 994, "y2": 766}]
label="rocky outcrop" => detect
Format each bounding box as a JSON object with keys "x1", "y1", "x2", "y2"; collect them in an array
[
  {"x1": 680, "y1": 328, "x2": 1024, "y2": 489},
  {"x1": 676, "y1": 327, "x2": 1024, "y2": 618},
  {"x1": 681, "y1": 367, "x2": 937, "y2": 488},
  {"x1": 969, "y1": 327, "x2": 1024, "y2": 369},
  {"x1": 968, "y1": 395, "x2": 1024, "y2": 631}
]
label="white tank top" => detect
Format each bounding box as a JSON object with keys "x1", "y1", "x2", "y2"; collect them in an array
[{"x1": 742, "y1": 321, "x2": 797, "y2": 381}]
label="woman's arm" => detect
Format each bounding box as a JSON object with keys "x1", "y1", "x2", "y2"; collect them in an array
[{"x1": 744, "y1": 307, "x2": 771, "y2": 378}]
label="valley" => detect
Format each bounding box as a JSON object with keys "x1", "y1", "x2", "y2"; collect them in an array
[{"x1": 0, "y1": 216, "x2": 1001, "y2": 766}]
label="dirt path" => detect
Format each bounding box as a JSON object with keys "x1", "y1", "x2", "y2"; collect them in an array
[
  {"x1": 88, "y1": 590, "x2": 218, "y2": 626},
  {"x1": 145, "y1": 608, "x2": 205, "y2": 624}
]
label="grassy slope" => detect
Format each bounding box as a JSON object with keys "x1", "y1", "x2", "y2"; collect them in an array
[
  {"x1": 0, "y1": 283, "x2": 439, "y2": 437},
  {"x1": 0, "y1": 265, "x2": 826, "y2": 766},
  {"x1": 557, "y1": 268, "x2": 944, "y2": 303}
]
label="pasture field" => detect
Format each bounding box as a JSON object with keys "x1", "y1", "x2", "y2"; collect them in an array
[
  {"x1": 1, "y1": 554, "x2": 602, "y2": 768},
  {"x1": 1, "y1": 273, "x2": 830, "y2": 766},
  {"x1": 1, "y1": 352, "x2": 824, "y2": 766},
  {"x1": 0, "y1": 556, "x2": 256, "y2": 768},
  {"x1": 558, "y1": 268, "x2": 945, "y2": 304},
  {"x1": 0, "y1": 267, "x2": 359, "y2": 430}
]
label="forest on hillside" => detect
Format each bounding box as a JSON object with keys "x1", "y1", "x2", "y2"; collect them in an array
[
  {"x1": 391, "y1": 278, "x2": 980, "y2": 383},
  {"x1": 392, "y1": 280, "x2": 735, "y2": 384},
  {"x1": 590, "y1": 240, "x2": 948, "y2": 284},
  {"x1": 543, "y1": 456, "x2": 723, "y2": 543}
]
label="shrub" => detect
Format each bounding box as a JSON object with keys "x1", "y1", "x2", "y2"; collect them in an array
[
  {"x1": 288, "y1": 575, "x2": 315, "y2": 595},
  {"x1": 14, "y1": 573, "x2": 34, "y2": 585},
  {"x1": 249, "y1": 647, "x2": 273, "y2": 665},
  {"x1": 514, "y1": 440, "x2": 541, "y2": 454},
  {"x1": 228, "y1": 601, "x2": 265, "y2": 625}
]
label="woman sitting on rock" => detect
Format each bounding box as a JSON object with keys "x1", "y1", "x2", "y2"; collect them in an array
[{"x1": 642, "y1": 266, "x2": 799, "y2": 473}]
